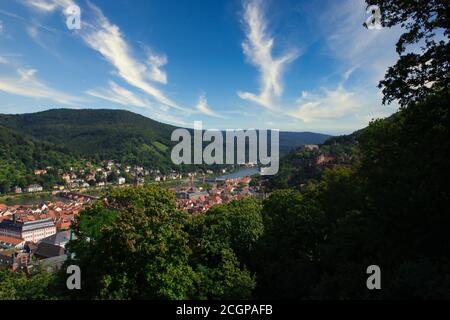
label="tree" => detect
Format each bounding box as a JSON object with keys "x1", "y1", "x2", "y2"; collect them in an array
[
  {"x1": 0, "y1": 268, "x2": 56, "y2": 300},
  {"x1": 63, "y1": 186, "x2": 260, "y2": 300},
  {"x1": 254, "y1": 189, "x2": 325, "y2": 299},
  {"x1": 357, "y1": 92, "x2": 450, "y2": 262},
  {"x1": 314, "y1": 92, "x2": 450, "y2": 299},
  {"x1": 187, "y1": 198, "x2": 263, "y2": 299},
  {"x1": 365, "y1": 0, "x2": 449, "y2": 106},
  {"x1": 65, "y1": 186, "x2": 195, "y2": 300}
]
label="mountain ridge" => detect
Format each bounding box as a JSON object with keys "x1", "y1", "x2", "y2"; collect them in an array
[{"x1": 0, "y1": 108, "x2": 332, "y2": 155}]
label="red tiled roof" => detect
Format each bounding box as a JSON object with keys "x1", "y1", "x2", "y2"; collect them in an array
[{"x1": 0, "y1": 235, "x2": 24, "y2": 245}]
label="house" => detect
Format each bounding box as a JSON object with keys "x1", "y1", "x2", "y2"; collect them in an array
[
  {"x1": 0, "y1": 215, "x2": 56, "y2": 243},
  {"x1": 13, "y1": 186, "x2": 22, "y2": 194},
  {"x1": 304, "y1": 144, "x2": 320, "y2": 151},
  {"x1": 188, "y1": 191, "x2": 209, "y2": 200},
  {"x1": 0, "y1": 236, "x2": 25, "y2": 249},
  {"x1": 85, "y1": 173, "x2": 96, "y2": 181},
  {"x1": 62, "y1": 173, "x2": 71, "y2": 183},
  {"x1": 34, "y1": 242, "x2": 65, "y2": 259},
  {"x1": 316, "y1": 154, "x2": 335, "y2": 166},
  {"x1": 40, "y1": 230, "x2": 75, "y2": 248},
  {"x1": 118, "y1": 177, "x2": 126, "y2": 185},
  {"x1": 24, "y1": 184, "x2": 43, "y2": 193},
  {"x1": 34, "y1": 169, "x2": 47, "y2": 175},
  {"x1": 0, "y1": 249, "x2": 31, "y2": 271}
]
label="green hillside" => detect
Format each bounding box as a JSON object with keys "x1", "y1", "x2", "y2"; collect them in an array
[
  {"x1": 0, "y1": 109, "x2": 176, "y2": 169},
  {"x1": 0, "y1": 125, "x2": 75, "y2": 193},
  {"x1": 0, "y1": 108, "x2": 331, "y2": 166}
]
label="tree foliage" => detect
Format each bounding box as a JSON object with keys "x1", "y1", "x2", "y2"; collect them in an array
[
  {"x1": 59, "y1": 186, "x2": 260, "y2": 300},
  {"x1": 365, "y1": 0, "x2": 449, "y2": 106}
]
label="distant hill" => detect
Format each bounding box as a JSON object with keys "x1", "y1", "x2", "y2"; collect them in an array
[
  {"x1": 278, "y1": 131, "x2": 331, "y2": 154},
  {"x1": 0, "y1": 125, "x2": 74, "y2": 193},
  {"x1": 0, "y1": 109, "x2": 178, "y2": 170},
  {"x1": 264, "y1": 130, "x2": 360, "y2": 190},
  {"x1": 0, "y1": 108, "x2": 331, "y2": 161}
]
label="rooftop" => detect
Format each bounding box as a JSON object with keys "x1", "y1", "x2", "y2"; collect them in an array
[{"x1": 0, "y1": 218, "x2": 55, "y2": 232}]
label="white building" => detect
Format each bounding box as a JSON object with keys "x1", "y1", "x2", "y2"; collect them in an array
[
  {"x1": 0, "y1": 217, "x2": 56, "y2": 243},
  {"x1": 24, "y1": 184, "x2": 43, "y2": 193}
]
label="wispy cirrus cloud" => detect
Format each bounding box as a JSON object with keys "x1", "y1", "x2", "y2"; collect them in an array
[
  {"x1": 290, "y1": 86, "x2": 363, "y2": 122},
  {"x1": 0, "y1": 67, "x2": 84, "y2": 105},
  {"x1": 320, "y1": 0, "x2": 402, "y2": 86},
  {"x1": 237, "y1": 0, "x2": 299, "y2": 110},
  {"x1": 80, "y1": 3, "x2": 185, "y2": 111},
  {"x1": 19, "y1": 0, "x2": 187, "y2": 114},
  {"x1": 286, "y1": 0, "x2": 401, "y2": 126},
  {"x1": 86, "y1": 81, "x2": 187, "y2": 126},
  {"x1": 86, "y1": 81, "x2": 151, "y2": 108},
  {"x1": 147, "y1": 52, "x2": 168, "y2": 84},
  {"x1": 21, "y1": 0, "x2": 75, "y2": 13},
  {"x1": 196, "y1": 94, "x2": 224, "y2": 118},
  {"x1": 25, "y1": 23, "x2": 64, "y2": 60}
]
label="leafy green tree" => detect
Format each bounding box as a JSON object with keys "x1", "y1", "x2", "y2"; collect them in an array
[
  {"x1": 365, "y1": 0, "x2": 449, "y2": 106},
  {"x1": 357, "y1": 92, "x2": 450, "y2": 263},
  {"x1": 314, "y1": 92, "x2": 450, "y2": 299},
  {"x1": 62, "y1": 186, "x2": 261, "y2": 300},
  {"x1": 0, "y1": 268, "x2": 56, "y2": 300},
  {"x1": 254, "y1": 189, "x2": 325, "y2": 299},
  {"x1": 65, "y1": 186, "x2": 195, "y2": 300},
  {"x1": 187, "y1": 198, "x2": 263, "y2": 299},
  {"x1": 74, "y1": 202, "x2": 119, "y2": 239}
]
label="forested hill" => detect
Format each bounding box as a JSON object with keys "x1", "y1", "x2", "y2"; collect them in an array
[
  {"x1": 0, "y1": 125, "x2": 77, "y2": 193},
  {"x1": 265, "y1": 128, "x2": 361, "y2": 190},
  {"x1": 0, "y1": 108, "x2": 331, "y2": 163},
  {"x1": 0, "y1": 109, "x2": 176, "y2": 166}
]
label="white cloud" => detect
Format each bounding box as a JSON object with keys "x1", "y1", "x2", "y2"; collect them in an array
[
  {"x1": 0, "y1": 67, "x2": 84, "y2": 104},
  {"x1": 147, "y1": 52, "x2": 168, "y2": 84},
  {"x1": 79, "y1": 3, "x2": 185, "y2": 111},
  {"x1": 290, "y1": 85, "x2": 363, "y2": 122},
  {"x1": 19, "y1": 0, "x2": 184, "y2": 112},
  {"x1": 196, "y1": 94, "x2": 223, "y2": 118},
  {"x1": 86, "y1": 82, "x2": 187, "y2": 126},
  {"x1": 86, "y1": 81, "x2": 151, "y2": 108},
  {"x1": 0, "y1": 56, "x2": 8, "y2": 64},
  {"x1": 23, "y1": 0, "x2": 74, "y2": 13},
  {"x1": 237, "y1": 0, "x2": 298, "y2": 110},
  {"x1": 150, "y1": 111, "x2": 187, "y2": 127},
  {"x1": 321, "y1": 0, "x2": 402, "y2": 86}
]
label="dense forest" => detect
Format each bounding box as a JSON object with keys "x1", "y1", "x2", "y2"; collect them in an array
[
  {"x1": 0, "y1": 109, "x2": 180, "y2": 171},
  {"x1": 0, "y1": 108, "x2": 330, "y2": 164},
  {"x1": 0, "y1": 125, "x2": 74, "y2": 193}
]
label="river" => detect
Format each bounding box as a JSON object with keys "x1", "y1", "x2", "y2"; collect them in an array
[{"x1": 214, "y1": 167, "x2": 260, "y2": 180}]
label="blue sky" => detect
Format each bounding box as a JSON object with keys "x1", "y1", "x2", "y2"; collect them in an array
[{"x1": 0, "y1": 0, "x2": 402, "y2": 134}]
